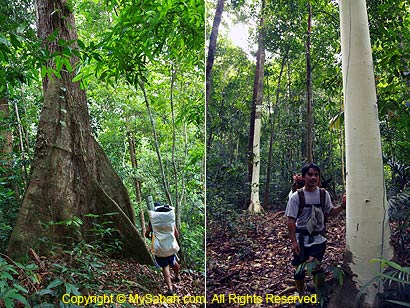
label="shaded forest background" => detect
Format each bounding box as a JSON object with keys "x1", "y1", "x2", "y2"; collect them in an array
[{"x1": 206, "y1": 0, "x2": 409, "y2": 222}]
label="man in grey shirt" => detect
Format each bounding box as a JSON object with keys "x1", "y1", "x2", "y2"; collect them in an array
[{"x1": 285, "y1": 163, "x2": 346, "y2": 303}]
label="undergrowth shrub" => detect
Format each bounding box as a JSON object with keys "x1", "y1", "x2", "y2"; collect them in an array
[
  {"x1": 0, "y1": 173, "x2": 19, "y2": 253},
  {"x1": 388, "y1": 189, "x2": 410, "y2": 265}
]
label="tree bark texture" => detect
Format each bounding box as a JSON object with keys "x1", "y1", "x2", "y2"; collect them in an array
[
  {"x1": 206, "y1": 0, "x2": 225, "y2": 108},
  {"x1": 332, "y1": 0, "x2": 393, "y2": 306},
  {"x1": 8, "y1": 0, "x2": 152, "y2": 265},
  {"x1": 248, "y1": 0, "x2": 266, "y2": 213}
]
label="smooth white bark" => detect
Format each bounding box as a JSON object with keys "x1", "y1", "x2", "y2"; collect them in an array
[
  {"x1": 249, "y1": 105, "x2": 262, "y2": 212},
  {"x1": 248, "y1": 0, "x2": 265, "y2": 213},
  {"x1": 339, "y1": 0, "x2": 393, "y2": 306}
]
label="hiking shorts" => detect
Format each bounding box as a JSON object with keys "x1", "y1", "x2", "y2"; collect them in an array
[
  {"x1": 155, "y1": 255, "x2": 177, "y2": 268},
  {"x1": 291, "y1": 242, "x2": 326, "y2": 266}
]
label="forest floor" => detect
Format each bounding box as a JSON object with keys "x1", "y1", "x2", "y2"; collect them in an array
[
  {"x1": 207, "y1": 206, "x2": 410, "y2": 308},
  {"x1": 4, "y1": 250, "x2": 205, "y2": 307},
  {"x1": 206, "y1": 209, "x2": 346, "y2": 308}
]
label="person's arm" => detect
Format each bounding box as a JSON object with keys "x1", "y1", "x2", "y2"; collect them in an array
[
  {"x1": 287, "y1": 217, "x2": 300, "y2": 256},
  {"x1": 328, "y1": 193, "x2": 346, "y2": 217},
  {"x1": 145, "y1": 222, "x2": 152, "y2": 239},
  {"x1": 174, "y1": 225, "x2": 179, "y2": 239}
]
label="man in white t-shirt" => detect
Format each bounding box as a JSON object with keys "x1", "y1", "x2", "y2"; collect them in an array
[{"x1": 285, "y1": 163, "x2": 346, "y2": 304}]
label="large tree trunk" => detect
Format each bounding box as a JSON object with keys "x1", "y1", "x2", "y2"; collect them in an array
[
  {"x1": 7, "y1": 0, "x2": 152, "y2": 265},
  {"x1": 206, "y1": 0, "x2": 225, "y2": 108},
  {"x1": 330, "y1": 0, "x2": 393, "y2": 306},
  {"x1": 248, "y1": 0, "x2": 265, "y2": 213}
]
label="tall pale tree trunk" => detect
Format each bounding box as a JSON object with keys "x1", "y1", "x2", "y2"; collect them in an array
[
  {"x1": 331, "y1": 1, "x2": 393, "y2": 306},
  {"x1": 8, "y1": 0, "x2": 152, "y2": 264},
  {"x1": 248, "y1": 0, "x2": 265, "y2": 213},
  {"x1": 305, "y1": 0, "x2": 314, "y2": 163},
  {"x1": 206, "y1": 0, "x2": 225, "y2": 108}
]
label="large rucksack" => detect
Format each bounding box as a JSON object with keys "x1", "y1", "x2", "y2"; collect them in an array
[{"x1": 148, "y1": 208, "x2": 180, "y2": 257}]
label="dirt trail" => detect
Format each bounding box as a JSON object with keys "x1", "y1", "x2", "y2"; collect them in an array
[{"x1": 206, "y1": 210, "x2": 346, "y2": 307}]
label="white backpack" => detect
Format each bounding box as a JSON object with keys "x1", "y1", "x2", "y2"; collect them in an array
[{"x1": 148, "y1": 208, "x2": 180, "y2": 257}]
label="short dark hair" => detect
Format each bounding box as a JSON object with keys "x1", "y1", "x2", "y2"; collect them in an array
[{"x1": 301, "y1": 163, "x2": 321, "y2": 177}]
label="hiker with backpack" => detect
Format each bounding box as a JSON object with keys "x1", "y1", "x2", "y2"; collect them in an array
[
  {"x1": 145, "y1": 202, "x2": 181, "y2": 296},
  {"x1": 288, "y1": 173, "x2": 305, "y2": 200},
  {"x1": 285, "y1": 163, "x2": 346, "y2": 304}
]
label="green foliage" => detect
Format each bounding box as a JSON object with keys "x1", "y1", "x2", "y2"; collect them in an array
[
  {"x1": 41, "y1": 213, "x2": 124, "y2": 257},
  {"x1": 295, "y1": 258, "x2": 321, "y2": 277},
  {"x1": 388, "y1": 189, "x2": 410, "y2": 258},
  {"x1": 27, "y1": 250, "x2": 108, "y2": 307},
  {"x1": 328, "y1": 265, "x2": 345, "y2": 287},
  {"x1": 0, "y1": 0, "x2": 39, "y2": 95},
  {"x1": 180, "y1": 220, "x2": 204, "y2": 272},
  {"x1": 84, "y1": 0, "x2": 204, "y2": 88},
  {"x1": 357, "y1": 258, "x2": 410, "y2": 307},
  {"x1": 0, "y1": 257, "x2": 31, "y2": 308},
  {"x1": 0, "y1": 171, "x2": 19, "y2": 253}
]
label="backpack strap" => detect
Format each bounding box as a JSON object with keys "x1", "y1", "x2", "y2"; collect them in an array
[
  {"x1": 297, "y1": 188, "x2": 326, "y2": 218},
  {"x1": 319, "y1": 188, "x2": 328, "y2": 222},
  {"x1": 297, "y1": 188, "x2": 305, "y2": 218},
  {"x1": 319, "y1": 188, "x2": 325, "y2": 210}
]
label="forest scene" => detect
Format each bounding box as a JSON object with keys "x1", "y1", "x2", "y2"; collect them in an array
[
  {"x1": 206, "y1": 0, "x2": 409, "y2": 307},
  {"x1": 1, "y1": 0, "x2": 410, "y2": 307},
  {"x1": 1, "y1": 0, "x2": 204, "y2": 307}
]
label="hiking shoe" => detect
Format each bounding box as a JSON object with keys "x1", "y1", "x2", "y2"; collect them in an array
[
  {"x1": 294, "y1": 292, "x2": 306, "y2": 308},
  {"x1": 165, "y1": 289, "x2": 175, "y2": 296}
]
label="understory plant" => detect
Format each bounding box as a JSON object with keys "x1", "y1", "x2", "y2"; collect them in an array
[{"x1": 357, "y1": 258, "x2": 410, "y2": 307}]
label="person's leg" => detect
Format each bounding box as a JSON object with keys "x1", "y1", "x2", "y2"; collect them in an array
[
  {"x1": 292, "y1": 246, "x2": 307, "y2": 296},
  {"x1": 308, "y1": 243, "x2": 327, "y2": 304},
  {"x1": 172, "y1": 260, "x2": 180, "y2": 282},
  {"x1": 162, "y1": 266, "x2": 173, "y2": 292},
  {"x1": 155, "y1": 256, "x2": 174, "y2": 294}
]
